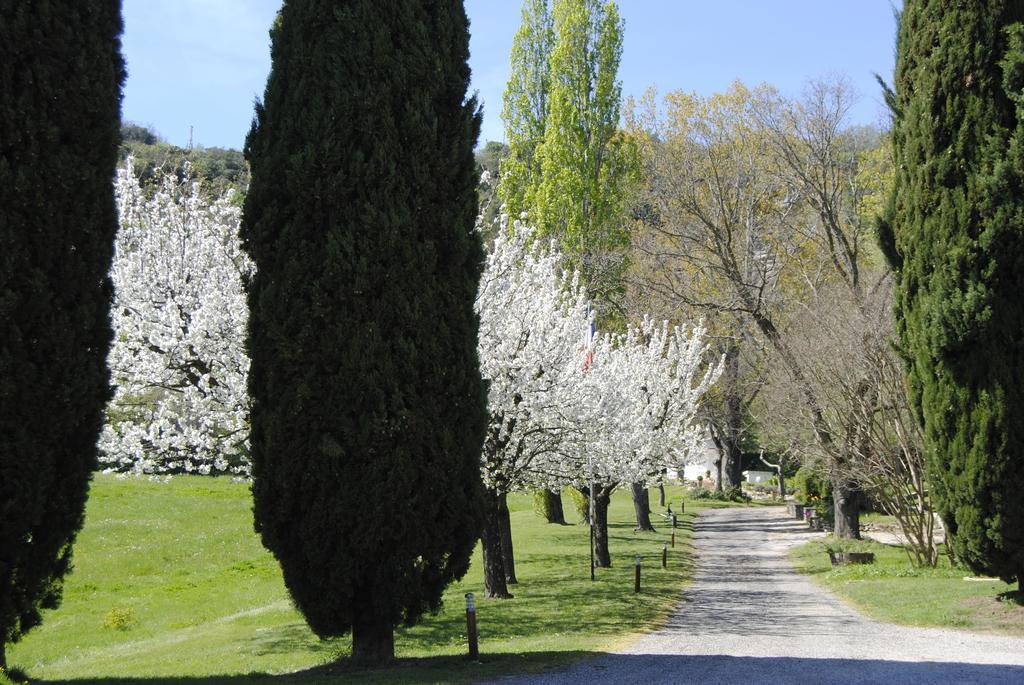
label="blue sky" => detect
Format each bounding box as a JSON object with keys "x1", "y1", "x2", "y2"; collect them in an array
[{"x1": 122, "y1": 1, "x2": 900, "y2": 150}]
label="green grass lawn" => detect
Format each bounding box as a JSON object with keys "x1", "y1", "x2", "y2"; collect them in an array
[
  {"x1": 789, "y1": 536, "x2": 1024, "y2": 636},
  {"x1": 858, "y1": 511, "x2": 897, "y2": 526},
  {"x1": 6, "y1": 476, "x2": 729, "y2": 684}
]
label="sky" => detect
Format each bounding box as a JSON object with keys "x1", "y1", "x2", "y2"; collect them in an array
[{"x1": 122, "y1": 1, "x2": 900, "y2": 151}]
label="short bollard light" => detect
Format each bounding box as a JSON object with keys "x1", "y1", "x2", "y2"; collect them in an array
[
  {"x1": 465, "y1": 592, "x2": 479, "y2": 660},
  {"x1": 634, "y1": 554, "x2": 642, "y2": 593},
  {"x1": 662, "y1": 543, "x2": 668, "y2": 569}
]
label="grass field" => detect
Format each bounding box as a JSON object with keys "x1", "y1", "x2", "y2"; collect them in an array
[
  {"x1": 789, "y1": 536, "x2": 1024, "y2": 636},
  {"x1": 6, "y1": 476, "x2": 730, "y2": 684}
]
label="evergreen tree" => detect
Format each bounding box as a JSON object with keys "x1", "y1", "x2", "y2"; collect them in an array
[
  {"x1": 241, "y1": 0, "x2": 486, "y2": 662},
  {"x1": 884, "y1": 0, "x2": 1024, "y2": 588},
  {"x1": 0, "y1": 0, "x2": 125, "y2": 668}
]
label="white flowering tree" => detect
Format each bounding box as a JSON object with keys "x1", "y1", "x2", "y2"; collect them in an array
[
  {"x1": 475, "y1": 216, "x2": 721, "y2": 588},
  {"x1": 476, "y1": 218, "x2": 591, "y2": 597},
  {"x1": 478, "y1": 221, "x2": 592, "y2": 489},
  {"x1": 567, "y1": 318, "x2": 722, "y2": 566},
  {"x1": 100, "y1": 161, "x2": 253, "y2": 476}
]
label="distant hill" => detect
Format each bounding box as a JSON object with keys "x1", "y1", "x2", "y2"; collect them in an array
[
  {"x1": 120, "y1": 127, "x2": 510, "y2": 202},
  {"x1": 121, "y1": 123, "x2": 248, "y2": 196}
]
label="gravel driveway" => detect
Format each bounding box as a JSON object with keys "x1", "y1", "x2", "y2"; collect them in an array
[{"x1": 482, "y1": 506, "x2": 1024, "y2": 685}]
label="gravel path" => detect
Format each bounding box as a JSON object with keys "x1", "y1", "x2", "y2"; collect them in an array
[{"x1": 483, "y1": 506, "x2": 1024, "y2": 685}]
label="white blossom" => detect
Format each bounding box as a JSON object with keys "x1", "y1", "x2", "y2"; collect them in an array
[
  {"x1": 100, "y1": 160, "x2": 253, "y2": 476},
  {"x1": 475, "y1": 217, "x2": 721, "y2": 493},
  {"x1": 476, "y1": 218, "x2": 591, "y2": 491},
  {"x1": 571, "y1": 318, "x2": 723, "y2": 485}
]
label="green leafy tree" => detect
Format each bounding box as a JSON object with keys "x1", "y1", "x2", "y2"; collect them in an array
[
  {"x1": 241, "y1": 0, "x2": 487, "y2": 662},
  {"x1": 883, "y1": 0, "x2": 1024, "y2": 588},
  {"x1": 535, "y1": 0, "x2": 636, "y2": 302},
  {"x1": 500, "y1": 0, "x2": 636, "y2": 536},
  {"x1": 0, "y1": 0, "x2": 124, "y2": 668},
  {"x1": 501, "y1": 0, "x2": 636, "y2": 304},
  {"x1": 500, "y1": 0, "x2": 555, "y2": 221}
]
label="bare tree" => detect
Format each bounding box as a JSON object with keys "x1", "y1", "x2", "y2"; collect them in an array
[
  {"x1": 626, "y1": 83, "x2": 784, "y2": 491},
  {"x1": 627, "y1": 78, "x2": 894, "y2": 537},
  {"x1": 760, "y1": 275, "x2": 936, "y2": 564}
]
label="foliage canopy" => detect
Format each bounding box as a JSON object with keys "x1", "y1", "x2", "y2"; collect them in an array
[
  {"x1": 241, "y1": 0, "x2": 487, "y2": 661},
  {"x1": 884, "y1": 0, "x2": 1024, "y2": 585},
  {"x1": 0, "y1": 0, "x2": 124, "y2": 666}
]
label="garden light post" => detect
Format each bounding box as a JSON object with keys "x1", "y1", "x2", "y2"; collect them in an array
[
  {"x1": 465, "y1": 592, "x2": 478, "y2": 660},
  {"x1": 589, "y1": 452, "x2": 596, "y2": 581},
  {"x1": 584, "y1": 305, "x2": 596, "y2": 582}
]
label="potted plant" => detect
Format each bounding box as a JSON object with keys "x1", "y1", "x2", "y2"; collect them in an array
[{"x1": 825, "y1": 541, "x2": 875, "y2": 566}]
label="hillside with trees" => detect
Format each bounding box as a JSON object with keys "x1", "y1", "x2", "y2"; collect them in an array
[{"x1": 120, "y1": 122, "x2": 248, "y2": 194}]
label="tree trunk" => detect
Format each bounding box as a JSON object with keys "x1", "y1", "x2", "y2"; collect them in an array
[
  {"x1": 709, "y1": 428, "x2": 727, "y2": 489},
  {"x1": 481, "y1": 488, "x2": 513, "y2": 598},
  {"x1": 762, "y1": 452, "x2": 786, "y2": 499},
  {"x1": 710, "y1": 424, "x2": 743, "y2": 491},
  {"x1": 593, "y1": 485, "x2": 614, "y2": 567},
  {"x1": 497, "y1": 491, "x2": 517, "y2": 584},
  {"x1": 724, "y1": 439, "x2": 742, "y2": 489},
  {"x1": 833, "y1": 478, "x2": 862, "y2": 539},
  {"x1": 542, "y1": 489, "x2": 566, "y2": 524},
  {"x1": 658, "y1": 482, "x2": 666, "y2": 508},
  {"x1": 631, "y1": 482, "x2": 656, "y2": 531},
  {"x1": 722, "y1": 344, "x2": 744, "y2": 489},
  {"x1": 0, "y1": 640, "x2": 5, "y2": 671},
  {"x1": 351, "y1": 613, "x2": 395, "y2": 663}
]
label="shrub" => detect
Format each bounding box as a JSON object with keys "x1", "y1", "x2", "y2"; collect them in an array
[
  {"x1": 101, "y1": 607, "x2": 136, "y2": 631},
  {"x1": 568, "y1": 487, "x2": 589, "y2": 522},
  {"x1": 689, "y1": 486, "x2": 750, "y2": 503},
  {"x1": 791, "y1": 466, "x2": 830, "y2": 505}
]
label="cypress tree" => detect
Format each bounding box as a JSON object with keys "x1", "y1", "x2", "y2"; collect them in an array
[
  {"x1": 0, "y1": 1, "x2": 125, "y2": 667},
  {"x1": 241, "y1": 0, "x2": 486, "y2": 661},
  {"x1": 884, "y1": 0, "x2": 1024, "y2": 589}
]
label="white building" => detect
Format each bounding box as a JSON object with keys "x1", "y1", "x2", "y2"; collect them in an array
[
  {"x1": 742, "y1": 469, "x2": 774, "y2": 485},
  {"x1": 664, "y1": 436, "x2": 720, "y2": 484}
]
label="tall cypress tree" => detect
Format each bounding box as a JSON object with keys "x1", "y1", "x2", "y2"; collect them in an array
[
  {"x1": 884, "y1": 0, "x2": 1024, "y2": 589},
  {"x1": 241, "y1": 0, "x2": 486, "y2": 661},
  {"x1": 0, "y1": 1, "x2": 125, "y2": 668}
]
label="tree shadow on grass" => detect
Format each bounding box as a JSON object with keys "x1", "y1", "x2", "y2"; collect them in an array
[
  {"x1": 243, "y1": 623, "x2": 344, "y2": 660},
  {"x1": 27, "y1": 652, "x2": 1024, "y2": 685},
  {"x1": 20, "y1": 651, "x2": 592, "y2": 685},
  {"x1": 227, "y1": 544, "x2": 686, "y2": 662}
]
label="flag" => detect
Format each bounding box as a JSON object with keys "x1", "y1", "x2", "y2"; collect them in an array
[{"x1": 582, "y1": 308, "x2": 595, "y2": 374}]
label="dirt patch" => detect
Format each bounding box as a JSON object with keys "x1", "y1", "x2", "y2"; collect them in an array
[{"x1": 959, "y1": 595, "x2": 1024, "y2": 636}]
